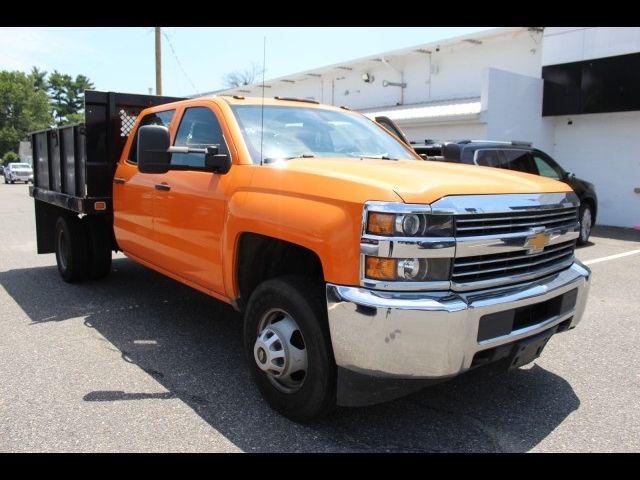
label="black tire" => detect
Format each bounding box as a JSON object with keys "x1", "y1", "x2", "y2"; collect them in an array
[
  {"x1": 84, "y1": 216, "x2": 112, "y2": 279},
  {"x1": 578, "y1": 204, "x2": 593, "y2": 245},
  {"x1": 244, "y1": 275, "x2": 336, "y2": 422},
  {"x1": 55, "y1": 216, "x2": 90, "y2": 283},
  {"x1": 3, "y1": 176, "x2": 7, "y2": 184}
]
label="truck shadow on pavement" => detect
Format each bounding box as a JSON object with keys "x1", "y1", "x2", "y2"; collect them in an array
[{"x1": 0, "y1": 258, "x2": 579, "y2": 452}]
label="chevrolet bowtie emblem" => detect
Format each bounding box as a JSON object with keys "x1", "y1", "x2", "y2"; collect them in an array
[{"x1": 524, "y1": 232, "x2": 550, "y2": 254}]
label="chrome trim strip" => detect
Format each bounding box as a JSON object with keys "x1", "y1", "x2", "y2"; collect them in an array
[
  {"x1": 456, "y1": 209, "x2": 577, "y2": 223},
  {"x1": 360, "y1": 236, "x2": 455, "y2": 258},
  {"x1": 454, "y1": 241, "x2": 574, "y2": 267},
  {"x1": 456, "y1": 215, "x2": 577, "y2": 232},
  {"x1": 361, "y1": 279, "x2": 451, "y2": 291},
  {"x1": 430, "y1": 192, "x2": 580, "y2": 216},
  {"x1": 455, "y1": 225, "x2": 579, "y2": 258}
]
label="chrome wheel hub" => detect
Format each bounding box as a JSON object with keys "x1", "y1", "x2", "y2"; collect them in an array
[{"x1": 254, "y1": 308, "x2": 308, "y2": 393}]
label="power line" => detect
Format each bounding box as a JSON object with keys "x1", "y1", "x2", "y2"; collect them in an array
[{"x1": 162, "y1": 30, "x2": 199, "y2": 95}]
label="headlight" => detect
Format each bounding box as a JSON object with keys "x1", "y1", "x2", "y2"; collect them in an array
[
  {"x1": 397, "y1": 258, "x2": 425, "y2": 280},
  {"x1": 365, "y1": 256, "x2": 451, "y2": 282},
  {"x1": 366, "y1": 212, "x2": 453, "y2": 237}
]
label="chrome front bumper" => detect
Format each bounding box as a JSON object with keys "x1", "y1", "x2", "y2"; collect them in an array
[{"x1": 326, "y1": 261, "x2": 590, "y2": 381}]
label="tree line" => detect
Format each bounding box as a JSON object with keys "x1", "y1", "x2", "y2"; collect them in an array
[{"x1": 0, "y1": 67, "x2": 93, "y2": 165}]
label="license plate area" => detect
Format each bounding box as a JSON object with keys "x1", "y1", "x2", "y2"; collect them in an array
[
  {"x1": 477, "y1": 288, "x2": 577, "y2": 342},
  {"x1": 508, "y1": 327, "x2": 557, "y2": 370}
]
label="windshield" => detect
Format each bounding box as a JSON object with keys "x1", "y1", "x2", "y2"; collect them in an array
[
  {"x1": 11, "y1": 163, "x2": 31, "y2": 170},
  {"x1": 231, "y1": 104, "x2": 417, "y2": 164}
]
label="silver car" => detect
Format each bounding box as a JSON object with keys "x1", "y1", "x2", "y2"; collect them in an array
[{"x1": 4, "y1": 163, "x2": 33, "y2": 184}]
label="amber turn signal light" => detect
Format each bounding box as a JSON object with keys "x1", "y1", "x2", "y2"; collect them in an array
[
  {"x1": 365, "y1": 257, "x2": 397, "y2": 280},
  {"x1": 367, "y1": 212, "x2": 395, "y2": 235}
]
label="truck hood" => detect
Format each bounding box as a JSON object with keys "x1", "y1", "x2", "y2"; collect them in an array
[{"x1": 278, "y1": 158, "x2": 572, "y2": 204}]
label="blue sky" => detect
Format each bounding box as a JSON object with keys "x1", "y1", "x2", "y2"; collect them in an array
[{"x1": 0, "y1": 27, "x2": 494, "y2": 97}]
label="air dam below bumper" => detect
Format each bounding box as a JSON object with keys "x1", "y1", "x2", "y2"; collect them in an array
[{"x1": 326, "y1": 261, "x2": 590, "y2": 406}]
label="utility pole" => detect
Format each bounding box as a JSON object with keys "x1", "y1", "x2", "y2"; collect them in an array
[{"x1": 155, "y1": 27, "x2": 162, "y2": 95}]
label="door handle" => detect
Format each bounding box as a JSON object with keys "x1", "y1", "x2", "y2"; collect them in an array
[
  {"x1": 155, "y1": 183, "x2": 171, "y2": 191},
  {"x1": 113, "y1": 177, "x2": 126, "y2": 185}
]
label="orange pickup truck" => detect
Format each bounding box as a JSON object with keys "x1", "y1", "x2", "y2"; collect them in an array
[{"x1": 30, "y1": 91, "x2": 591, "y2": 421}]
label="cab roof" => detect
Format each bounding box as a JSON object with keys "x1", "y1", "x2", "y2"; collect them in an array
[{"x1": 216, "y1": 95, "x2": 350, "y2": 112}]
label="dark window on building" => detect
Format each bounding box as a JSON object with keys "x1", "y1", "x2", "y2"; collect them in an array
[
  {"x1": 128, "y1": 110, "x2": 175, "y2": 164},
  {"x1": 543, "y1": 52, "x2": 640, "y2": 116},
  {"x1": 172, "y1": 107, "x2": 228, "y2": 168}
]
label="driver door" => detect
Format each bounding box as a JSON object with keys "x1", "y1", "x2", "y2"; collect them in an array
[{"x1": 151, "y1": 105, "x2": 231, "y2": 294}]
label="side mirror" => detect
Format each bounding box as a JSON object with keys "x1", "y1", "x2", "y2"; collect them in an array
[
  {"x1": 564, "y1": 171, "x2": 576, "y2": 180},
  {"x1": 205, "y1": 147, "x2": 232, "y2": 174},
  {"x1": 374, "y1": 115, "x2": 410, "y2": 146},
  {"x1": 138, "y1": 125, "x2": 171, "y2": 174},
  {"x1": 442, "y1": 142, "x2": 461, "y2": 162}
]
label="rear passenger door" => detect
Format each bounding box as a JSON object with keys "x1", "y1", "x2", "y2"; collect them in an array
[
  {"x1": 151, "y1": 105, "x2": 231, "y2": 294},
  {"x1": 113, "y1": 109, "x2": 175, "y2": 261}
]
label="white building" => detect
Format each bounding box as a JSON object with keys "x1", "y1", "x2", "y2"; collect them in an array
[
  {"x1": 18, "y1": 141, "x2": 32, "y2": 166},
  {"x1": 221, "y1": 27, "x2": 640, "y2": 229}
]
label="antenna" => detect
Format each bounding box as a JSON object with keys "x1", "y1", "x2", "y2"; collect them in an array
[{"x1": 260, "y1": 36, "x2": 266, "y2": 166}]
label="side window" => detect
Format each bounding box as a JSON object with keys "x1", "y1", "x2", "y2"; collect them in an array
[
  {"x1": 474, "y1": 150, "x2": 502, "y2": 168},
  {"x1": 533, "y1": 154, "x2": 563, "y2": 180},
  {"x1": 500, "y1": 150, "x2": 537, "y2": 174},
  {"x1": 129, "y1": 110, "x2": 175, "y2": 164},
  {"x1": 172, "y1": 107, "x2": 228, "y2": 168}
]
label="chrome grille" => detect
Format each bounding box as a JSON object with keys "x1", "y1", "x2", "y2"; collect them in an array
[
  {"x1": 455, "y1": 207, "x2": 578, "y2": 237},
  {"x1": 453, "y1": 240, "x2": 576, "y2": 284}
]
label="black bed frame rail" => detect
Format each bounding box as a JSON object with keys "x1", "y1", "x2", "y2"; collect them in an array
[{"x1": 30, "y1": 90, "x2": 184, "y2": 214}]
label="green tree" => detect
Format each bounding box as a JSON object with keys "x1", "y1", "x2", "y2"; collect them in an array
[
  {"x1": 29, "y1": 67, "x2": 48, "y2": 92},
  {"x1": 0, "y1": 70, "x2": 52, "y2": 158},
  {"x1": 2, "y1": 151, "x2": 19, "y2": 167},
  {"x1": 48, "y1": 70, "x2": 94, "y2": 126}
]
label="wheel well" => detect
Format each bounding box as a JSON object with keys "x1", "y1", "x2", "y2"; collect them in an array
[{"x1": 235, "y1": 233, "x2": 324, "y2": 311}]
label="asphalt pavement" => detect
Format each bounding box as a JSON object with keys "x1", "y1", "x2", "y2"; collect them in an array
[{"x1": 1, "y1": 182, "x2": 639, "y2": 452}]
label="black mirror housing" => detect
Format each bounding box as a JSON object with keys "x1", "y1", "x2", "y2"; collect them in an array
[
  {"x1": 442, "y1": 142, "x2": 461, "y2": 161},
  {"x1": 205, "y1": 147, "x2": 232, "y2": 174},
  {"x1": 138, "y1": 125, "x2": 171, "y2": 174}
]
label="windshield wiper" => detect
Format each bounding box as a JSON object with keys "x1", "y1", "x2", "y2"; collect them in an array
[
  {"x1": 359, "y1": 155, "x2": 398, "y2": 160},
  {"x1": 263, "y1": 154, "x2": 315, "y2": 164}
]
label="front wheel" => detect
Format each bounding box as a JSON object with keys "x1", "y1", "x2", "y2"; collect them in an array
[
  {"x1": 244, "y1": 275, "x2": 336, "y2": 422},
  {"x1": 578, "y1": 204, "x2": 593, "y2": 245}
]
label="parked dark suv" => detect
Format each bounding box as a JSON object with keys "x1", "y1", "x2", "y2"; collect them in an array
[
  {"x1": 373, "y1": 117, "x2": 597, "y2": 244},
  {"x1": 413, "y1": 140, "x2": 597, "y2": 244}
]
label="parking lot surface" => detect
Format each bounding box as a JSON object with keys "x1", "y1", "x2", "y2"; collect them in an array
[{"x1": 1, "y1": 183, "x2": 639, "y2": 452}]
